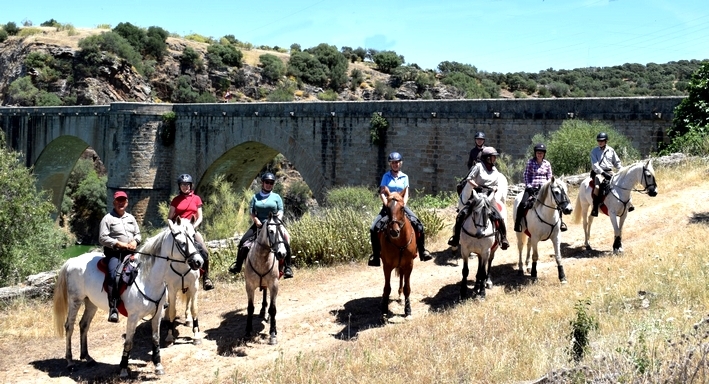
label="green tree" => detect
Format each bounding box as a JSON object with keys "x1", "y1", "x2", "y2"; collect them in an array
[
  {"x1": 0, "y1": 29, "x2": 7, "y2": 43},
  {"x1": 259, "y1": 54, "x2": 286, "y2": 83},
  {"x1": 112, "y1": 22, "x2": 146, "y2": 52},
  {"x1": 171, "y1": 75, "x2": 199, "y2": 103},
  {"x1": 0, "y1": 132, "x2": 67, "y2": 286},
  {"x1": 662, "y1": 61, "x2": 709, "y2": 155},
  {"x1": 206, "y1": 43, "x2": 243, "y2": 68},
  {"x1": 144, "y1": 26, "x2": 169, "y2": 61},
  {"x1": 373, "y1": 50, "x2": 404, "y2": 74},
  {"x1": 287, "y1": 51, "x2": 329, "y2": 87},
  {"x1": 69, "y1": 169, "x2": 107, "y2": 244},
  {"x1": 180, "y1": 46, "x2": 203, "y2": 71},
  {"x1": 7, "y1": 76, "x2": 39, "y2": 106},
  {"x1": 306, "y1": 43, "x2": 348, "y2": 90},
  {"x1": 4, "y1": 22, "x2": 19, "y2": 36}
]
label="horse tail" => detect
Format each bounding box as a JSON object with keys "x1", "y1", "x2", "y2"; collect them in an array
[
  {"x1": 572, "y1": 192, "x2": 583, "y2": 224},
  {"x1": 52, "y1": 262, "x2": 69, "y2": 337}
]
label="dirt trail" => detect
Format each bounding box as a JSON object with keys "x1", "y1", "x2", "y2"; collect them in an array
[{"x1": 0, "y1": 181, "x2": 698, "y2": 383}]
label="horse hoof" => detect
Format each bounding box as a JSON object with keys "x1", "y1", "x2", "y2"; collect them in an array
[
  {"x1": 165, "y1": 336, "x2": 174, "y2": 345},
  {"x1": 585, "y1": 244, "x2": 592, "y2": 251},
  {"x1": 193, "y1": 338, "x2": 202, "y2": 345},
  {"x1": 560, "y1": 279, "x2": 568, "y2": 284},
  {"x1": 119, "y1": 369, "x2": 130, "y2": 379},
  {"x1": 155, "y1": 364, "x2": 165, "y2": 375},
  {"x1": 269, "y1": 336, "x2": 278, "y2": 345},
  {"x1": 517, "y1": 270, "x2": 524, "y2": 276}
]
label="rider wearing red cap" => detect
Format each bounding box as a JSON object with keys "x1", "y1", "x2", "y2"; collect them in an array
[{"x1": 99, "y1": 190, "x2": 141, "y2": 323}]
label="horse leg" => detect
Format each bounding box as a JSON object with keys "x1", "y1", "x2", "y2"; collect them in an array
[
  {"x1": 530, "y1": 241, "x2": 539, "y2": 281},
  {"x1": 612, "y1": 214, "x2": 626, "y2": 254},
  {"x1": 516, "y1": 231, "x2": 526, "y2": 276},
  {"x1": 119, "y1": 317, "x2": 139, "y2": 379},
  {"x1": 525, "y1": 240, "x2": 533, "y2": 274},
  {"x1": 245, "y1": 289, "x2": 255, "y2": 339},
  {"x1": 165, "y1": 288, "x2": 178, "y2": 345},
  {"x1": 553, "y1": 236, "x2": 567, "y2": 283},
  {"x1": 64, "y1": 298, "x2": 82, "y2": 369},
  {"x1": 268, "y1": 284, "x2": 279, "y2": 345},
  {"x1": 189, "y1": 289, "x2": 201, "y2": 345},
  {"x1": 402, "y1": 267, "x2": 412, "y2": 318},
  {"x1": 485, "y1": 249, "x2": 495, "y2": 289},
  {"x1": 381, "y1": 266, "x2": 393, "y2": 319},
  {"x1": 78, "y1": 298, "x2": 97, "y2": 365},
  {"x1": 150, "y1": 307, "x2": 165, "y2": 375},
  {"x1": 475, "y1": 252, "x2": 489, "y2": 299},
  {"x1": 260, "y1": 288, "x2": 268, "y2": 319},
  {"x1": 460, "y1": 256, "x2": 469, "y2": 300},
  {"x1": 398, "y1": 271, "x2": 404, "y2": 302}
]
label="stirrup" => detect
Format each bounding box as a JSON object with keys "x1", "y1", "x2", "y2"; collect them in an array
[
  {"x1": 228, "y1": 261, "x2": 240, "y2": 274},
  {"x1": 203, "y1": 278, "x2": 214, "y2": 291},
  {"x1": 560, "y1": 222, "x2": 568, "y2": 232},
  {"x1": 590, "y1": 208, "x2": 599, "y2": 217},
  {"x1": 447, "y1": 236, "x2": 458, "y2": 247},
  {"x1": 283, "y1": 266, "x2": 294, "y2": 279},
  {"x1": 367, "y1": 255, "x2": 380, "y2": 267},
  {"x1": 500, "y1": 239, "x2": 510, "y2": 250},
  {"x1": 628, "y1": 206, "x2": 635, "y2": 212}
]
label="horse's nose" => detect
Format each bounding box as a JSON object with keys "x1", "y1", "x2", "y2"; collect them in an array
[
  {"x1": 649, "y1": 188, "x2": 658, "y2": 197},
  {"x1": 389, "y1": 229, "x2": 400, "y2": 238},
  {"x1": 563, "y1": 207, "x2": 573, "y2": 215},
  {"x1": 188, "y1": 258, "x2": 202, "y2": 270}
]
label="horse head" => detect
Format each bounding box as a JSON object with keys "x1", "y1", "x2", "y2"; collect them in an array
[
  {"x1": 263, "y1": 213, "x2": 288, "y2": 260},
  {"x1": 384, "y1": 186, "x2": 407, "y2": 239},
  {"x1": 642, "y1": 159, "x2": 658, "y2": 197},
  {"x1": 549, "y1": 176, "x2": 573, "y2": 215},
  {"x1": 168, "y1": 217, "x2": 203, "y2": 270}
]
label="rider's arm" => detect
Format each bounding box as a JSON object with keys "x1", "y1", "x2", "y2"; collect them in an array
[
  {"x1": 378, "y1": 186, "x2": 388, "y2": 206},
  {"x1": 523, "y1": 159, "x2": 533, "y2": 188},
  {"x1": 611, "y1": 149, "x2": 622, "y2": 170},
  {"x1": 167, "y1": 206, "x2": 176, "y2": 221},
  {"x1": 590, "y1": 148, "x2": 604, "y2": 174},
  {"x1": 192, "y1": 207, "x2": 203, "y2": 229}
]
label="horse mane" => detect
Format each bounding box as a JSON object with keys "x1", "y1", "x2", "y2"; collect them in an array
[
  {"x1": 136, "y1": 228, "x2": 171, "y2": 273},
  {"x1": 537, "y1": 179, "x2": 551, "y2": 203}
]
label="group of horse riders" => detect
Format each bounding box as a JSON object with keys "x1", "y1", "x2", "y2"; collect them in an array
[
  {"x1": 99, "y1": 130, "x2": 625, "y2": 323},
  {"x1": 443, "y1": 130, "x2": 626, "y2": 257}
]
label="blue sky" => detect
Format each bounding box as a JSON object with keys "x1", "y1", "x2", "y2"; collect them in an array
[{"x1": 4, "y1": 0, "x2": 708, "y2": 73}]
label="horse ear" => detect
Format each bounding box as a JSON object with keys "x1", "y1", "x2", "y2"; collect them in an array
[
  {"x1": 381, "y1": 186, "x2": 390, "y2": 196},
  {"x1": 401, "y1": 186, "x2": 408, "y2": 198},
  {"x1": 190, "y1": 215, "x2": 196, "y2": 226},
  {"x1": 174, "y1": 216, "x2": 182, "y2": 226}
]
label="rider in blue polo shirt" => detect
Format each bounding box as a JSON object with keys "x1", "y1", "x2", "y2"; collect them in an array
[{"x1": 368, "y1": 152, "x2": 433, "y2": 267}]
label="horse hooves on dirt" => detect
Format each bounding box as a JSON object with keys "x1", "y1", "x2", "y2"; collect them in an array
[
  {"x1": 585, "y1": 244, "x2": 593, "y2": 251},
  {"x1": 193, "y1": 338, "x2": 202, "y2": 345},
  {"x1": 269, "y1": 336, "x2": 278, "y2": 345},
  {"x1": 155, "y1": 364, "x2": 165, "y2": 375}
]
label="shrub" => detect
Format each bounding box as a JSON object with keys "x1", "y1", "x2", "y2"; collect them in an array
[
  {"x1": 349, "y1": 68, "x2": 364, "y2": 91},
  {"x1": 41, "y1": 19, "x2": 61, "y2": 28},
  {"x1": 389, "y1": 65, "x2": 418, "y2": 88},
  {"x1": 160, "y1": 111, "x2": 176, "y2": 145},
  {"x1": 112, "y1": 22, "x2": 146, "y2": 52},
  {"x1": 373, "y1": 80, "x2": 396, "y2": 100},
  {"x1": 316, "y1": 89, "x2": 338, "y2": 101},
  {"x1": 0, "y1": 132, "x2": 68, "y2": 286},
  {"x1": 289, "y1": 207, "x2": 371, "y2": 266},
  {"x1": 373, "y1": 50, "x2": 404, "y2": 74},
  {"x1": 7, "y1": 76, "x2": 39, "y2": 106},
  {"x1": 185, "y1": 33, "x2": 213, "y2": 44},
  {"x1": 171, "y1": 75, "x2": 199, "y2": 103},
  {"x1": 180, "y1": 46, "x2": 203, "y2": 71},
  {"x1": 4, "y1": 22, "x2": 19, "y2": 36},
  {"x1": 282, "y1": 180, "x2": 313, "y2": 219},
  {"x1": 69, "y1": 169, "x2": 107, "y2": 244},
  {"x1": 0, "y1": 29, "x2": 7, "y2": 43},
  {"x1": 35, "y1": 91, "x2": 63, "y2": 106},
  {"x1": 306, "y1": 43, "x2": 348, "y2": 90},
  {"x1": 144, "y1": 26, "x2": 169, "y2": 61},
  {"x1": 662, "y1": 61, "x2": 709, "y2": 156},
  {"x1": 18, "y1": 27, "x2": 41, "y2": 37},
  {"x1": 78, "y1": 32, "x2": 144, "y2": 74},
  {"x1": 441, "y1": 72, "x2": 489, "y2": 99},
  {"x1": 531, "y1": 119, "x2": 640, "y2": 176},
  {"x1": 207, "y1": 43, "x2": 243, "y2": 68},
  {"x1": 202, "y1": 175, "x2": 252, "y2": 240},
  {"x1": 259, "y1": 54, "x2": 286, "y2": 82},
  {"x1": 324, "y1": 186, "x2": 379, "y2": 212},
  {"x1": 287, "y1": 51, "x2": 328, "y2": 87},
  {"x1": 369, "y1": 112, "x2": 389, "y2": 145},
  {"x1": 96, "y1": 23, "x2": 111, "y2": 29},
  {"x1": 567, "y1": 299, "x2": 598, "y2": 362},
  {"x1": 196, "y1": 92, "x2": 217, "y2": 103}
]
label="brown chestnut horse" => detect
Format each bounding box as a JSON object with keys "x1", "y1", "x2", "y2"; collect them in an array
[{"x1": 378, "y1": 186, "x2": 417, "y2": 320}]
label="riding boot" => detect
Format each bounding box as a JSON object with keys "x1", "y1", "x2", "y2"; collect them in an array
[
  {"x1": 560, "y1": 219, "x2": 568, "y2": 232},
  {"x1": 447, "y1": 213, "x2": 464, "y2": 247},
  {"x1": 283, "y1": 251, "x2": 294, "y2": 279},
  {"x1": 514, "y1": 203, "x2": 525, "y2": 233},
  {"x1": 498, "y1": 220, "x2": 510, "y2": 250},
  {"x1": 106, "y1": 279, "x2": 119, "y2": 323},
  {"x1": 416, "y1": 231, "x2": 433, "y2": 262},
  {"x1": 229, "y1": 246, "x2": 249, "y2": 274},
  {"x1": 368, "y1": 229, "x2": 381, "y2": 267},
  {"x1": 199, "y1": 246, "x2": 214, "y2": 290},
  {"x1": 591, "y1": 192, "x2": 601, "y2": 217}
]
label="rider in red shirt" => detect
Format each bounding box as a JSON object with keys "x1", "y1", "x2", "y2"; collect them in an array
[{"x1": 168, "y1": 174, "x2": 214, "y2": 290}]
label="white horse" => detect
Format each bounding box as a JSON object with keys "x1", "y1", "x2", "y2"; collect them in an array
[
  {"x1": 164, "y1": 226, "x2": 202, "y2": 346},
  {"x1": 456, "y1": 175, "x2": 508, "y2": 299},
  {"x1": 572, "y1": 159, "x2": 658, "y2": 253},
  {"x1": 53, "y1": 218, "x2": 203, "y2": 378},
  {"x1": 244, "y1": 213, "x2": 289, "y2": 345},
  {"x1": 513, "y1": 176, "x2": 573, "y2": 283}
]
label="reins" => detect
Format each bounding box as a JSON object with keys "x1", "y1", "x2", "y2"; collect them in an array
[
  {"x1": 530, "y1": 181, "x2": 568, "y2": 241},
  {"x1": 248, "y1": 216, "x2": 286, "y2": 287},
  {"x1": 606, "y1": 163, "x2": 657, "y2": 216},
  {"x1": 384, "y1": 199, "x2": 415, "y2": 266}
]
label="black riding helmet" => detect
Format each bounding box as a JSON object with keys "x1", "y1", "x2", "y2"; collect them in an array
[
  {"x1": 177, "y1": 174, "x2": 193, "y2": 186},
  {"x1": 474, "y1": 131, "x2": 486, "y2": 140},
  {"x1": 480, "y1": 146, "x2": 499, "y2": 165},
  {"x1": 388, "y1": 152, "x2": 403, "y2": 162},
  {"x1": 534, "y1": 143, "x2": 547, "y2": 153},
  {"x1": 261, "y1": 172, "x2": 276, "y2": 183},
  {"x1": 597, "y1": 132, "x2": 609, "y2": 141}
]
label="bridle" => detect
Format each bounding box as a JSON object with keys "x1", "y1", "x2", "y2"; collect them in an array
[
  {"x1": 611, "y1": 164, "x2": 657, "y2": 194},
  {"x1": 531, "y1": 180, "x2": 570, "y2": 241},
  {"x1": 385, "y1": 198, "x2": 414, "y2": 263},
  {"x1": 248, "y1": 216, "x2": 288, "y2": 285}
]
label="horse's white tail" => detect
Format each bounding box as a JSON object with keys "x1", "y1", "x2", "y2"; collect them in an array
[
  {"x1": 572, "y1": 193, "x2": 583, "y2": 224},
  {"x1": 52, "y1": 262, "x2": 69, "y2": 337}
]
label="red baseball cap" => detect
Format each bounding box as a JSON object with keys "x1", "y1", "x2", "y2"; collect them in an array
[{"x1": 113, "y1": 191, "x2": 128, "y2": 199}]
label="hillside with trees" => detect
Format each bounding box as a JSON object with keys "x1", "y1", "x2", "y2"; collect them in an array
[{"x1": 0, "y1": 20, "x2": 705, "y2": 106}]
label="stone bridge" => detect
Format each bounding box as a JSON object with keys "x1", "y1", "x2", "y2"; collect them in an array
[{"x1": 0, "y1": 97, "x2": 682, "y2": 226}]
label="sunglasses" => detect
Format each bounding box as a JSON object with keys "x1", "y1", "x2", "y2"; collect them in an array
[{"x1": 263, "y1": 181, "x2": 275, "y2": 185}]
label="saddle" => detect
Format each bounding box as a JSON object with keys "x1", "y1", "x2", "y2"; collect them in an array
[{"x1": 97, "y1": 255, "x2": 140, "y2": 316}]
